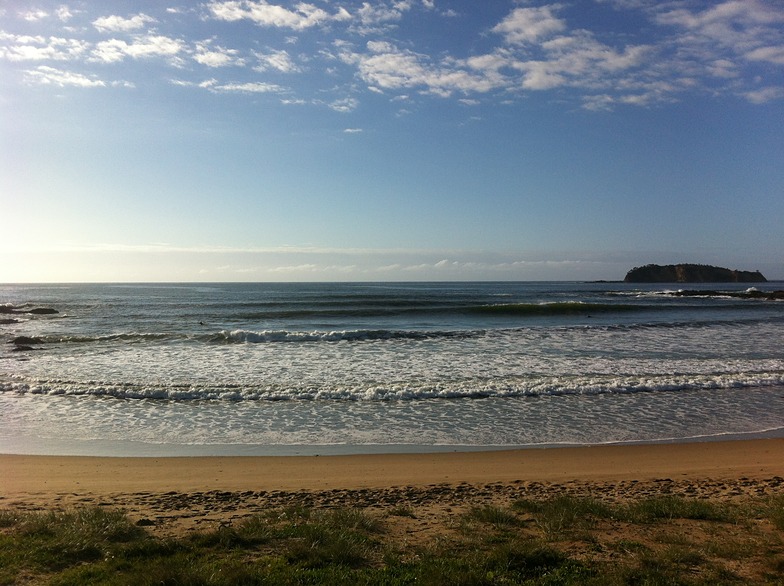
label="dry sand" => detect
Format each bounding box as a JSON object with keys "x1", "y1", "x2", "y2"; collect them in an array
[{"x1": 2, "y1": 439, "x2": 783, "y2": 536}]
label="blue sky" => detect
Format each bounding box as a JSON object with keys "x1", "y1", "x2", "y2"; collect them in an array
[{"x1": 1, "y1": 0, "x2": 783, "y2": 282}]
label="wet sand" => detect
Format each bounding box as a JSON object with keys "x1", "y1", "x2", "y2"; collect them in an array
[{"x1": 2, "y1": 439, "x2": 783, "y2": 536}]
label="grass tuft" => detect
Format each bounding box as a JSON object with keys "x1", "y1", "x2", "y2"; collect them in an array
[
  {"x1": 388, "y1": 505, "x2": 417, "y2": 518},
  {"x1": 762, "y1": 494, "x2": 784, "y2": 530},
  {"x1": 513, "y1": 495, "x2": 613, "y2": 536},
  {"x1": 14, "y1": 507, "x2": 148, "y2": 571},
  {"x1": 465, "y1": 505, "x2": 520, "y2": 528},
  {"x1": 622, "y1": 496, "x2": 738, "y2": 524},
  {"x1": 0, "y1": 511, "x2": 20, "y2": 529},
  {"x1": 280, "y1": 508, "x2": 381, "y2": 569}
]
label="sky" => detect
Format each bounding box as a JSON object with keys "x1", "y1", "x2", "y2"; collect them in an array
[{"x1": 1, "y1": 0, "x2": 783, "y2": 282}]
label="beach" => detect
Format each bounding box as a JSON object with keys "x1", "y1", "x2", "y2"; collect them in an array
[
  {"x1": 3, "y1": 439, "x2": 783, "y2": 537},
  {"x1": 3, "y1": 283, "x2": 784, "y2": 581}
]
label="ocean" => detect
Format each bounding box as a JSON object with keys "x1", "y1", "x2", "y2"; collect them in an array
[{"x1": 2, "y1": 281, "x2": 783, "y2": 456}]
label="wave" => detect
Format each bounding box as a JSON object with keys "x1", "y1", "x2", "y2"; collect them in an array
[
  {"x1": 11, "y1": 328, "x2": 476, "y2": 346},
  {"x1": 15, "y1": 332, "x2": 182, "y2": 345},
  {"x1": 607, "y1": 288, "x2": 784, "y2": 301},
  {"x1": 9, "y1": 316, "x2": 782, "y2": 348},
  {"x1": 468, "y1": 301, "x2": 642, "y2": 316},
  {"x1": 207, "y1": 328, "x2": 473, "y2": 343},
  {"x1": 3, "y1": 372, "x2": 783, "y2": 402},
  {"x1": 203, "y1": 300, "x2": 651, "y2": 320},
  {"x1": 0, "y1": 303, "x2": 59, "y2": 315},
  {"x1": 668, "y1": 288, "x2": 784, "y2": 301}
]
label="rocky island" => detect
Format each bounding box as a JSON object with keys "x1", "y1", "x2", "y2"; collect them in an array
[{"x1": 624, "y1": 264, "x2": 767, "y2": 283}]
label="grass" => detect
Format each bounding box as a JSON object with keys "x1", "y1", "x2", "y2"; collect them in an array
[
  {"x1": 513, "y1": 495, "x2": 614, "y2": 535},
  {"x1": 465, "y1": 505, "x2": 521, "y2": 528},
  {"x1": 0, "y1": 494, "x2": 783, "y2": 585}
]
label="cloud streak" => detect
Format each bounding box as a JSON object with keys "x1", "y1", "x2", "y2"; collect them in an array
[{"x1": 2, "y1": 240, "x2": 632, "y2": 281}]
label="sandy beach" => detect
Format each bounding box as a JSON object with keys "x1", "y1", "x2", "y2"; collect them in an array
[{"x1": 2, "y1": 439, "x2": 783, "y2": 537}]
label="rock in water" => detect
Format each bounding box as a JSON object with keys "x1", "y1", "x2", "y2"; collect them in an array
[
  {"x1": 12, "y1": 345, "x2": 35, "y2": 352},
  {"x1": 12, "y1": 336, "x2": 44, "y2": 345}
]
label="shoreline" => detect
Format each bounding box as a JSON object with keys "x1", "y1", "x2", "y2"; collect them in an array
[
  {"x1": 3, "y1": 438, "x2": 783, "y2": 494},
  {"x1": 3, "y1": 438, "x2": 783, "y2": 537},
  {"x1": 3, "y1": 422, "x2": 784, "y2": 459}
]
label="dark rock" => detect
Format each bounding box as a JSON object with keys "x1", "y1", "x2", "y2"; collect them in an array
[
  {"x1": 624, "y1": 264, "x2": 767, "y2": 283},
  {"x1": 11, "y1": 345, "x2": 35, "y2": 352},
  {"x1": 11, "y1": 336, "x2": 43, "y2": 345},
  {"x1": 0, "y1": 306, "x2": 58, "y2": 315}
]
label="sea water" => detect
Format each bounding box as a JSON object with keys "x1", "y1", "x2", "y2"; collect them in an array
[{"x1": 1, "y1": 282, "x2": 783, "y2": 456}]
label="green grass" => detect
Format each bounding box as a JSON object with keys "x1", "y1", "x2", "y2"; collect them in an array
[
  {"x1": 513, "y1": 495, "x2": 614, "y2": 535},
  {"x1": 761, "y1": 494, "x2": 784, "y2": 530},
  {"x1": 465, "y1": 505, "x2": 521, "y2": 528},
  {"x1": 1, "y1": 495, "x2": 782, "y2": 585},
  {"x1": 621, "y1": 496, "x2": 739, "y2": 524}
]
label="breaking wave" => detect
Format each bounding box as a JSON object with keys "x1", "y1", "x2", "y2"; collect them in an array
[{"x1": 3, "y1": 371, "x2": 783, "y2": 402}]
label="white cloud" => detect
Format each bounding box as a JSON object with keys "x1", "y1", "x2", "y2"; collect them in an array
[
  {"x1": 517, "y1": 61, "x2": 566, "y2": 90},
  {"x1": 743, "y1": 86, "x2": 784, "y2": 104},
  {"x1": 706, "y1": 58, "x2": 738, "y2": 78},
  {"x1": 341, "y1": 7, "x2": 656, "y2": 104},
  {"x1": 253, "y1": 49, "x2": 300, "y2": 72},
  {"x1": 655, "y1": 1, "x2": 784, "y2": 61},
  {"x1": 92, "y1": 35, "x2": 184, "y2": 63},
  {"x1": 93, "y1": 13, "x2": 156, "y2": 33},
  {"x1": 269, "y1": 263, "x2": 320, "y2": 273},
  {"x1": 204, "y1": 80, "x2": 285, "y2": 93},
  {"x1": 22, "y1": 10, "x2": 49, "y2": 22},
  {"x1": 581, "y1": 94, "x2": 616, "y2": 112},
  {"x1": 511, "y1": 32, "x2": 651, "y2": 92},
  {"x1": 492, "y1": 5, "x2": 566, "y2": 45},
  {"x1": 24, "y1": 65, "x2": 105, "y2": 87},
  {"x1": 343, "y1": 41, "x2": 505, "y2": 97},
  {"x1": 56, "y1": 6, "x2": 73, "y2": 22},
  {"x1": 344, "y1": 127, "x2": 363, "y2": 133},
  {"x1": 4, "y1": 0, "x2": 784, "y2": 110},
  {"x1": 745, "y1": 45, "x2": 784, "y2": 65},
  {"x1": 0, "y1": 34, "x2": 89, "y2": 61},
  {"x1": 475, "y1": 2, "x2": 775, "y2": 108},
  {"x1": 352, "y1": 1, "x2": 415, "y2": 33},
  {"x1": 208, "y1": 1, "x2": 351, "y2": 30},
  {"x1": 656, "y1": 1, "x2": 784, "y2": 32},
  {"x1": 194, "y1": 40, "x2": 244, "y2": 67},
  {"x1": 329, "y1": 96, "x2": 359, "y2": 112}
]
